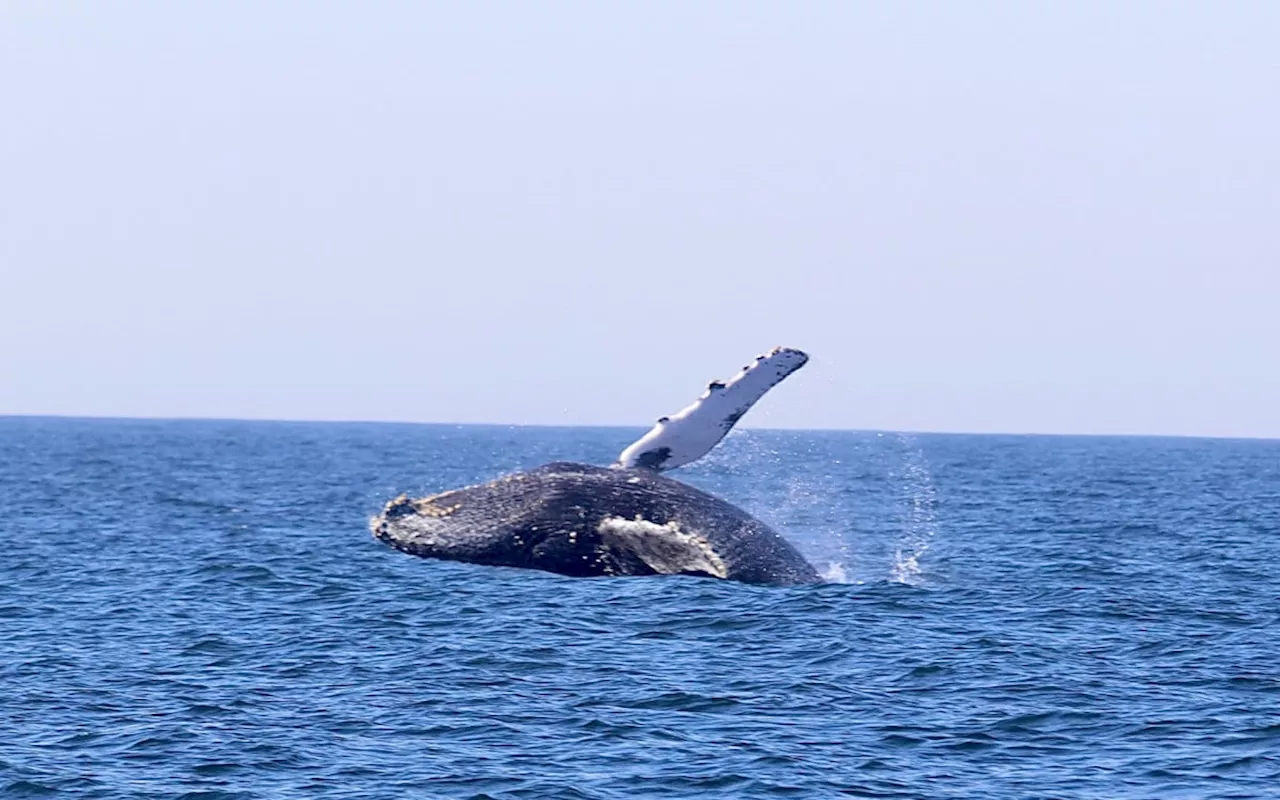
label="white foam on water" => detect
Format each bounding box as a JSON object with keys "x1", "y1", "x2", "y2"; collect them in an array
[
  {"x1": 820, "y1": 561, "x2": 850, "y2": 583},
  {"x1": 889, "y1": 433, "x2": 939, "y2": 586}
]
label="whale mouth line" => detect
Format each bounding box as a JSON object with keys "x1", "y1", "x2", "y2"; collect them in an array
[{"x1": 595, "y1": 515, "x2": 729, "y2": 579}]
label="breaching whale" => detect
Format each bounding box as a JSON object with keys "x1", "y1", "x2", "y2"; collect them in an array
[{"x1": 371, "y1": 347, "x2": 819, "y2": 586}]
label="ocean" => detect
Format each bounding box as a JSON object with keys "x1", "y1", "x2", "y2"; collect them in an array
[{"x1": 2, "y1": 417, "x2": 1278, "y2": 798}]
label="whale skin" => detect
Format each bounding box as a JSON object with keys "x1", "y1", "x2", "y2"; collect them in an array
[{"x1": 371, "y1": 461, "x2": 819, "y2": 586}]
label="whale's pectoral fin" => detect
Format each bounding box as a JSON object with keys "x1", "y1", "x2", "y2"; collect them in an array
[{"x1": 614, "y1": 346, "x2": 809, "y2": 472}]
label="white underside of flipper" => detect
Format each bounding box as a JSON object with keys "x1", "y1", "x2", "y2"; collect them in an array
[{"x1": 615, "y1": 346, "x2": 809, "y2": 472}]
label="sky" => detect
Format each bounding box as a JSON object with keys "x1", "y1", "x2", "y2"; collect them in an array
[{"x1": 2, "y1": 1, "x2": 1277, "y2": 437}]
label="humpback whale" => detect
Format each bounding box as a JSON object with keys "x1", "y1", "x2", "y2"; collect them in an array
[{"x1": 372, "y1": 347, "x2": 819, "y2": 586}]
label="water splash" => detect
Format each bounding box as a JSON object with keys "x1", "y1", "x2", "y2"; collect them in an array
[
  {"x1": 696, "y1": 430, "x2": 859, "y2": 583},
  {"x1": 706, "y1": 429, "x2": 938, "y2": 585},
  {"x1": 820, "y1": 561, "x2": 850, "y2": 583},
  {"x1": 776, "y1": 473, "x2": 857, "y2": 584},
  {"x1": 889, "y1": 433, "x2": 939, "y2": 586}
]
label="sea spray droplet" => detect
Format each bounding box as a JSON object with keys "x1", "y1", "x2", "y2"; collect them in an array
[{"x1": 890, "y1": 433, "x2": 939, "y2": 586}]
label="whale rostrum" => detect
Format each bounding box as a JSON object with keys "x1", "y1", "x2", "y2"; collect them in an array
[{"x1": 371, "y1": 347, "x2": 817, "y2": 585}]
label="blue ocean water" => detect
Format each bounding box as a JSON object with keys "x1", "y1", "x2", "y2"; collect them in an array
[{"x1": 2, "y1": 418, "x2": 1278, "y2": 799}]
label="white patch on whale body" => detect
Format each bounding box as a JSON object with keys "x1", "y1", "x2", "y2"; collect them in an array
[
  {"x1": 596, "y1": 516, "x2": 728, "y2": 579},
  {"x1": 615, "y1": 346, "x2": 809, "y2": 472}
]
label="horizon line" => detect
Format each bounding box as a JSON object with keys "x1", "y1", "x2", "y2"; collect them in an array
[{"x1": 2, "y1": 412, "x2": 1277, "y2": 444}]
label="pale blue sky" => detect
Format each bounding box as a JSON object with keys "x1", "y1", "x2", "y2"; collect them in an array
[{"x1": 3, "y1": 2, "x2": 1277, "y2": 437}]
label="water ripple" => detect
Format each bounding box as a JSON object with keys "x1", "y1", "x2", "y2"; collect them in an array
[{"x1": 2, "y1": 419, "x2": 1279, "y2": 798}]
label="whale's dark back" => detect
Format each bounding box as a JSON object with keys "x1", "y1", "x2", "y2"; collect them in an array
[{"x1": 372, "y1": 462, "x2": 819, "y2": 586}]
